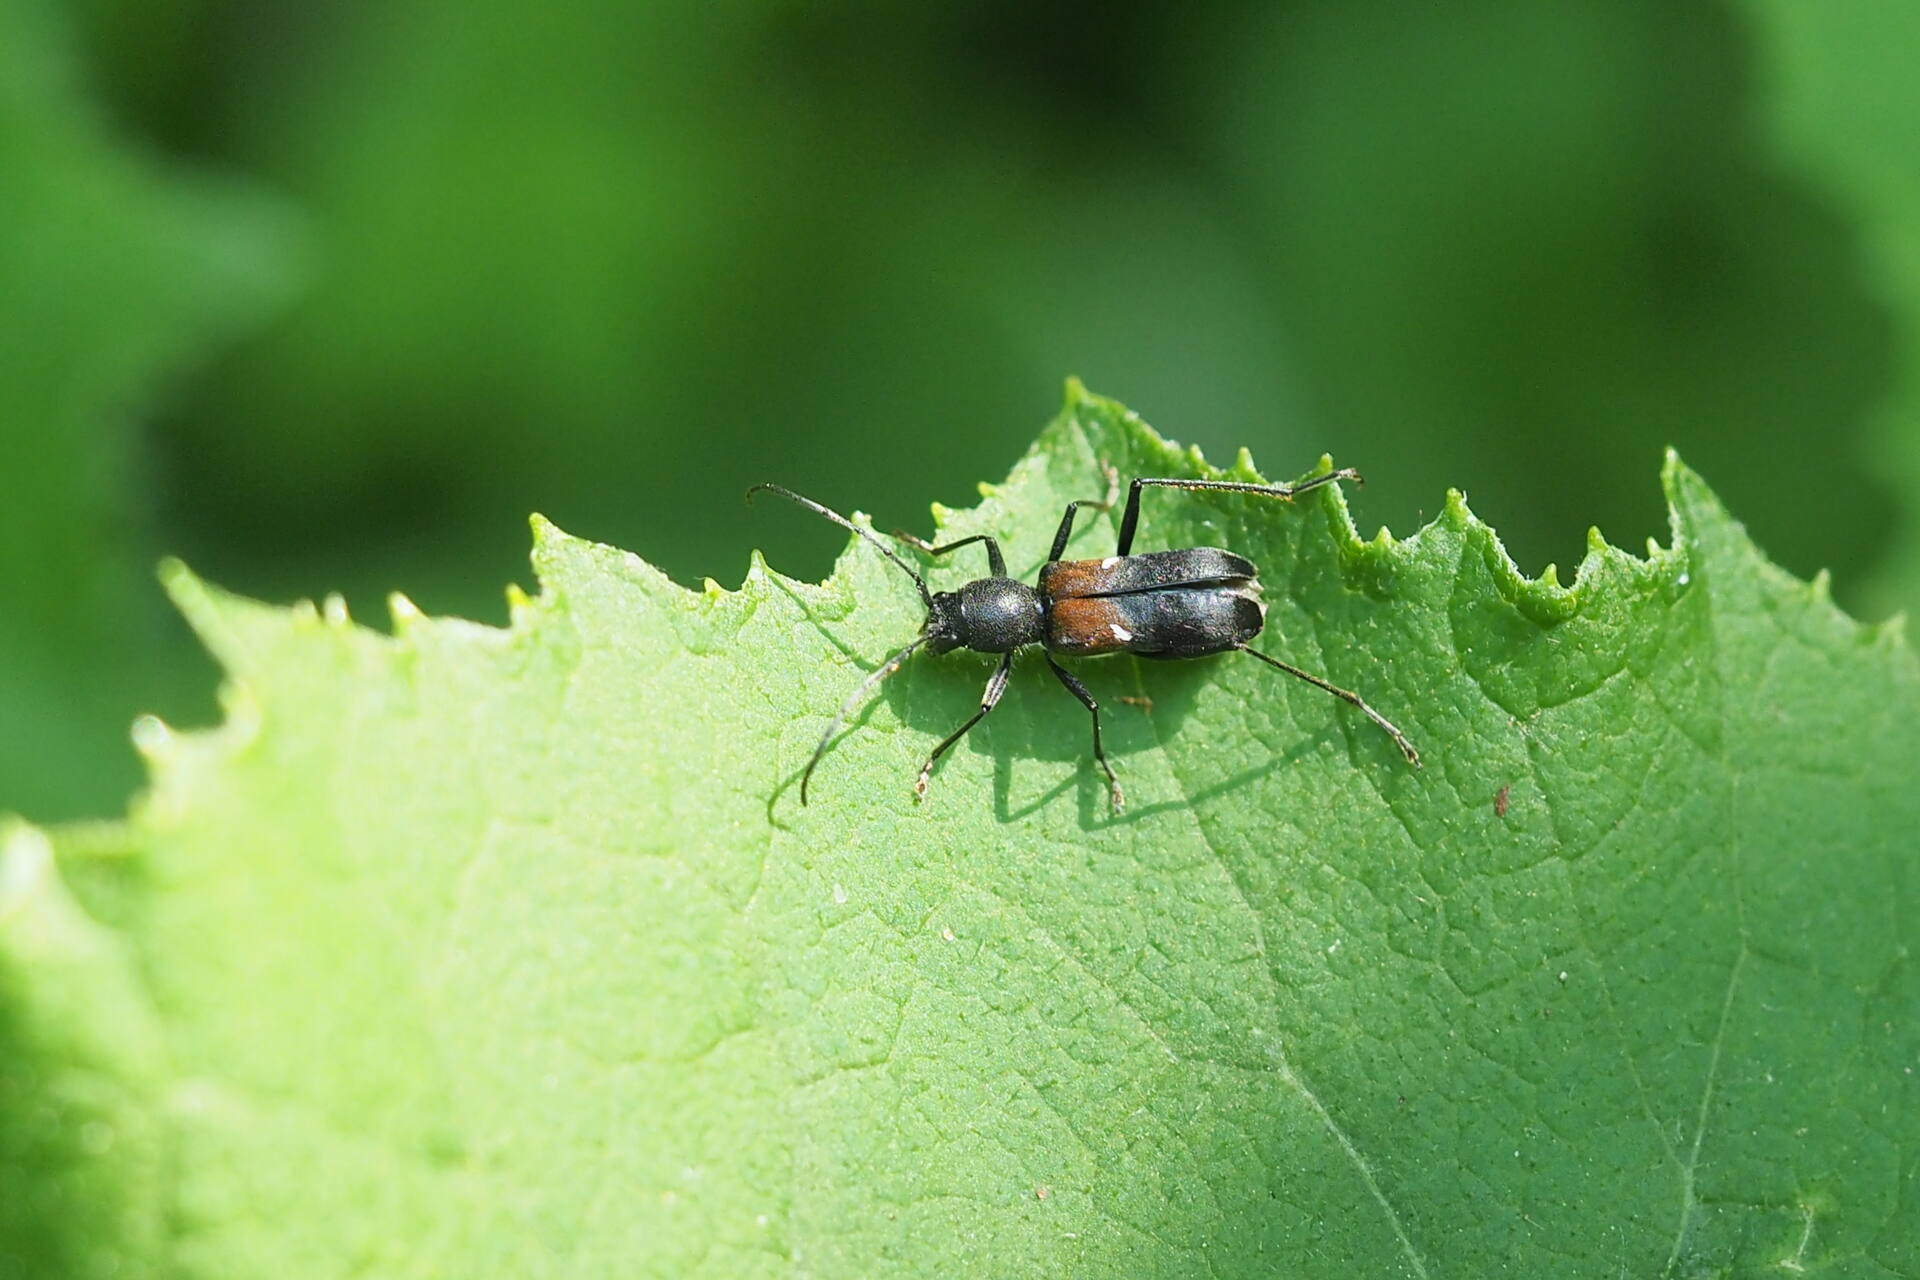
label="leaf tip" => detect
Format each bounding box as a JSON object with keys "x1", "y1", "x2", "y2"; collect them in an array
[
  {"x1": 157, "y1": 556, "x2": 209, "y2": 612},
  {"x1": 157, "y1": 558, "x2": 255, "y2": 668},
  {"x1": 527, "y1": 512, "x2": 586, "y2": 572},
  {"x1": 1658, "y1": 448, "x2": 1718, "y2": 533}
]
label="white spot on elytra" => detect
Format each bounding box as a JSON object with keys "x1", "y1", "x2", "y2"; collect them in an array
[
  {"x1": 1109, "y1": 623, "x2": 1134, "y2": 642},
  {"x1": 1101, "y1": 556, "x2": 1120, "y2": 568}
]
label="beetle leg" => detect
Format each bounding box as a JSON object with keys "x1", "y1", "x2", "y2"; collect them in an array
[
  {"x1": 1046, "y1": 656, "x2": 1123, "y2": 813},
  {"x1": 915, "y1": 652, "x2": 1015, "y2": 800},
  {"x1": 1237, "y1": 644, "x2": 1422, "y2": 767},
  {"x1": 1044, "y1": 463, "x2": 1122, "y2": 563},
  {"x1": 1115, "y1": 470, "x2": 1362, "y2": 555}
]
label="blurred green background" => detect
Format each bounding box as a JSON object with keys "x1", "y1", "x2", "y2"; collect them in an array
[{"x1": 4, "y1": 0, "x2": 1918, "y2": 822}]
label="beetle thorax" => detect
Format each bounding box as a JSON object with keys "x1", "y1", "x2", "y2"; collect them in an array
[{"x1": 925, "y1": 577, "x2": 1043, "y2": 654}]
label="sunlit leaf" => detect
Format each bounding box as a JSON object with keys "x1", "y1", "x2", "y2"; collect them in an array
[{"x1": 4, "y1": 384, "x2": 1915, "y2": 1277}]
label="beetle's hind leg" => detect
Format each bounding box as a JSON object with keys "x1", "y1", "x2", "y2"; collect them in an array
[
  {"x1": 1115, "y1": 469, "x2": 1362, "y2": 555},
  {"x1": 1046, "y1": 656, "x2": 1124, "y2": 813},
  {"x1": 1238, "y1": 644, "x2": 1422, "y2": 768},
  {"x1": 916, "y1": 652, "x2": 1015, "y2": 801}
]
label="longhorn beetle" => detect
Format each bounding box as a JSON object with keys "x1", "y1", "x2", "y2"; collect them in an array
[{"x1": 749, "y1": 465, "x2": 1421, "y2": 812}]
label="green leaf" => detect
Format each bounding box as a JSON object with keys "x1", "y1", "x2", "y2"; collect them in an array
[{"x1": 5, "y1": 384, "x2": 1917, "y2": 1277}]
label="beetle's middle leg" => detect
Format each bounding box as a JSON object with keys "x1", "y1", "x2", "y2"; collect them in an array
[
  {"x1": 916, "y1": 652, "x2": 1015, "y2": 800},
  {"x1": 891, "y1": 531, "x2": 1007, "y2": 578},
  {"x1": 1045, "y1": 462, "x2": 1121, "y2": 562},
  {"x1": 1046, "y1": 655, "x2": 1123, "y2": 813}
]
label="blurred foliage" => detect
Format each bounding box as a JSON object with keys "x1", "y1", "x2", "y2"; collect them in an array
[
  {"x1": 1733, "y1": 0, "x2": 1920, "y2": 617},
  {"x1": 0, "y1": 0, "x2": 295, "y2": 822},
  {"x1": 4, "y1": 0, "x2": 1918, "y2": 820}
]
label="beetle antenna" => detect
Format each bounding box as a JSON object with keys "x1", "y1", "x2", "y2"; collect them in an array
[
  {"x1": 748, "y1": 484, "x2": 933, "y2": 608},
  {"x1": 802, "y1": 635, "x2": 929, "y2": 804}
]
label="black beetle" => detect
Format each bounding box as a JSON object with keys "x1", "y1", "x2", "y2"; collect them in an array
[{"x1": 750, "y1": 465, "x2": 1420, "y2": 811}]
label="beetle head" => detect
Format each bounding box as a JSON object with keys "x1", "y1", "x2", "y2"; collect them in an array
[{"x1": 922, "y1": 591, "x2": 968, "y2": 654}]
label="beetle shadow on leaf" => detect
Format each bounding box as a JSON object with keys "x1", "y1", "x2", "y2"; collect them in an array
[
  {"x1": 874, "y1": 648, "x2": 1331, "y2": 828},
  {"x1": 859, "y1": 651, "x2": 1202, "y2": 827},
  {"x1": 771, "y1": 640, "x2": 1363, "y2": 827}
]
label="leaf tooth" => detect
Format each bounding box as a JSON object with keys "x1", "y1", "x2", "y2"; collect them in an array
[
  {"x1": 129, "y1": 714, "x2": 174, "y2": 761},
  {"x1": 388, "y1": 591, "x2": 424, "y2": 631},
  {"x1": 322, "y1": 593, "x2": 350, "y2": 626},
  {"x1": 504, "y1": 583, "x2": 534, "y2": 626},
  {"x1": 0, "y1": 822, "x2": 53, "y2": 923}
]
